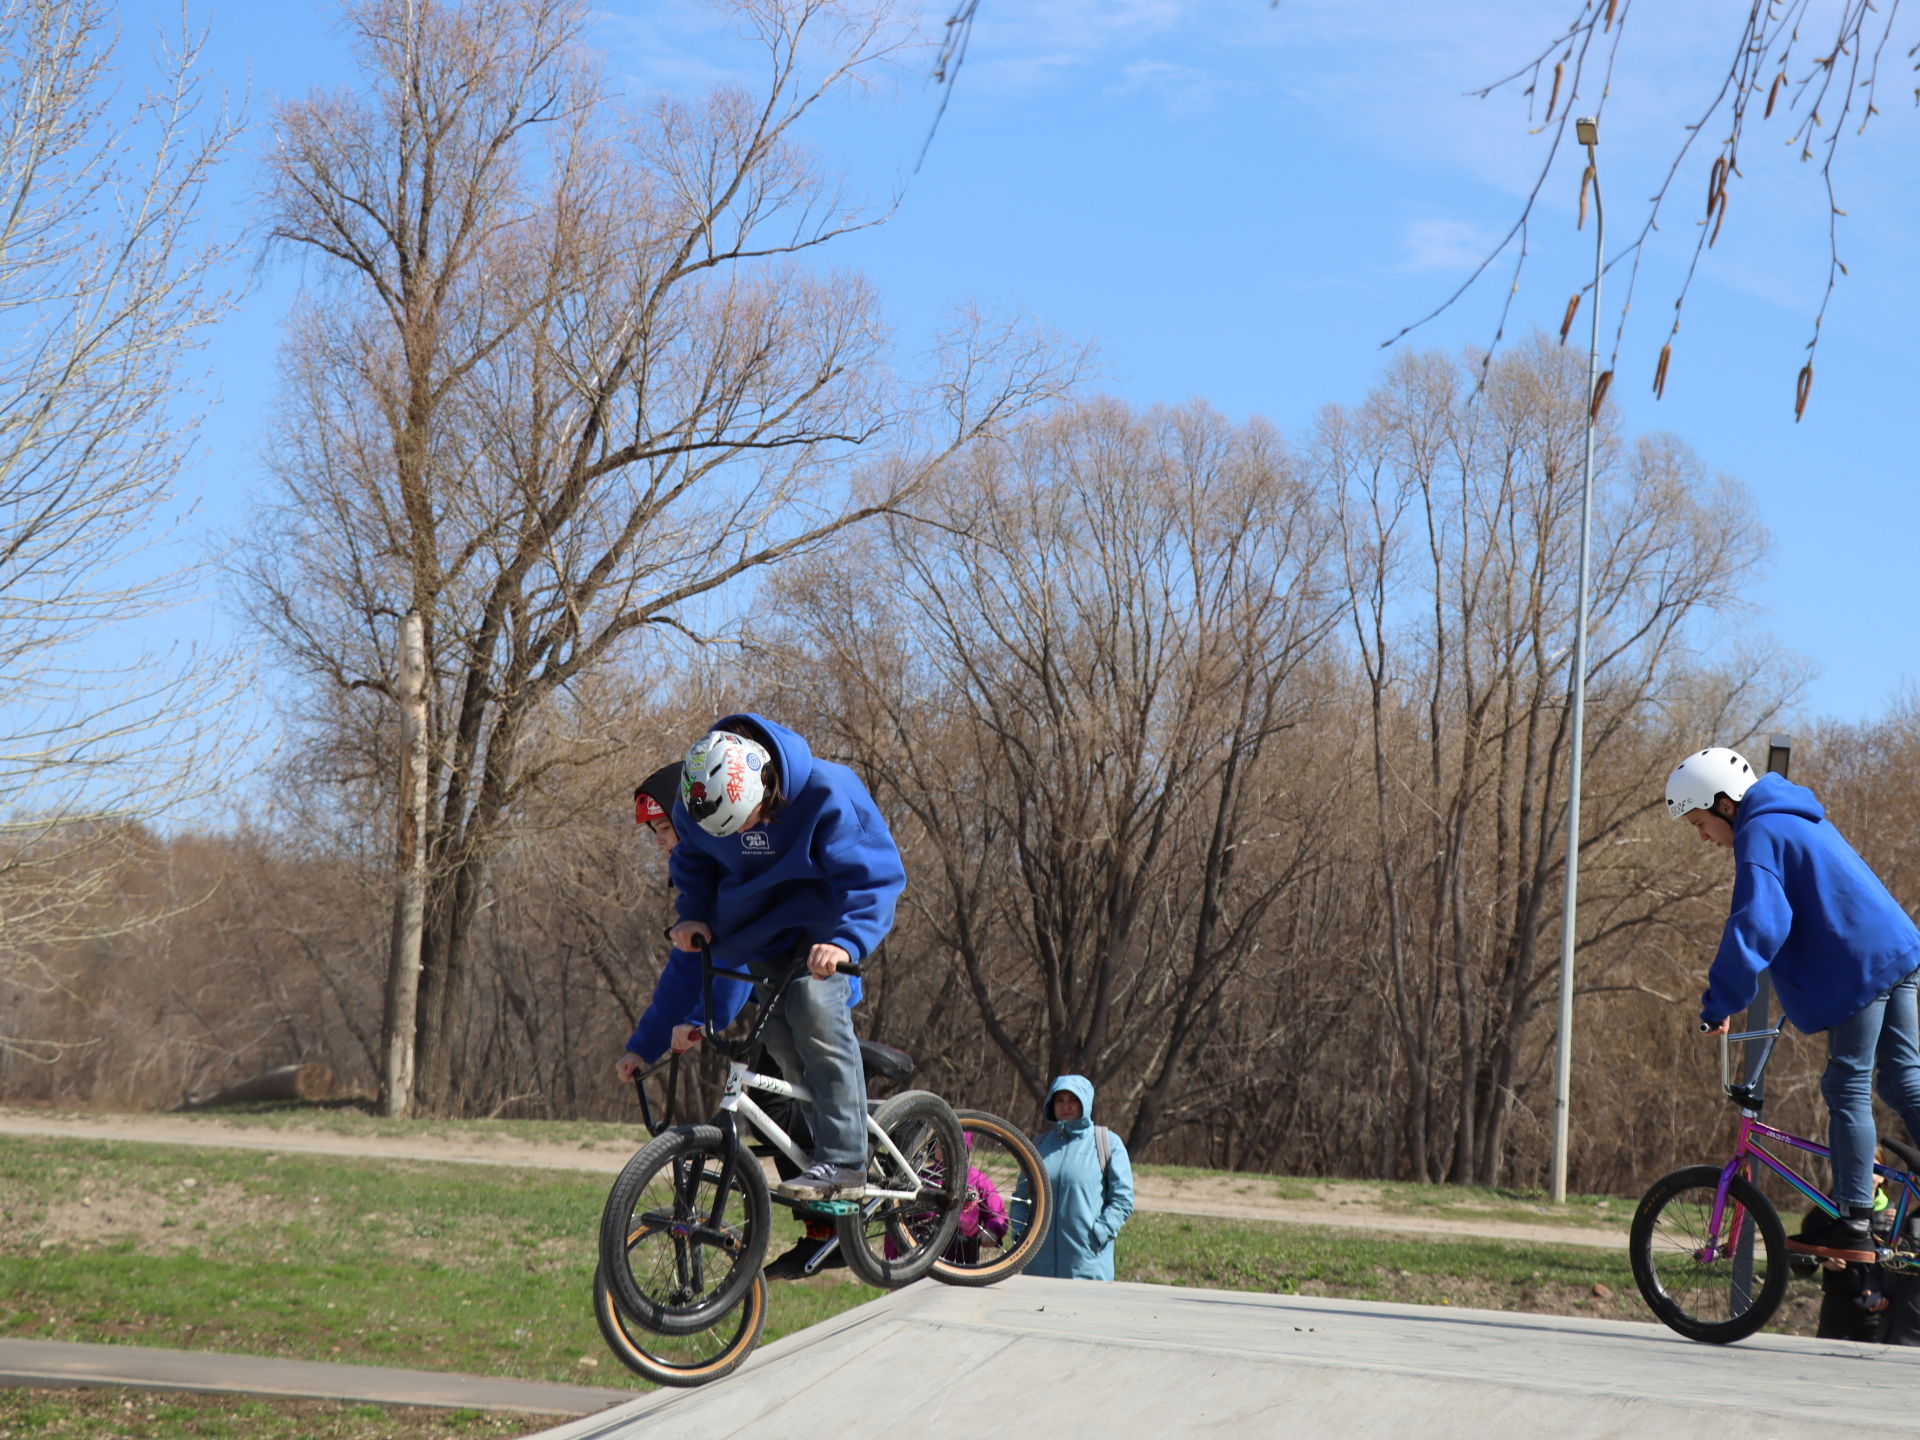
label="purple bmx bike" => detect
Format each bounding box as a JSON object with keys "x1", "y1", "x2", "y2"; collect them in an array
[{"x1": 1631, "y1": 1023, "x2": 1920, "y2": 1343}]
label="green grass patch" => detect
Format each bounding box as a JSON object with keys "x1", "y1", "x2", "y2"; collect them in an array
[
  {"x1": 1120, "y1": 1212, "x2": 1641, "y2": 1317},
  {"x1": 0, "y1": 1135, "x2": 876, "y2": 1389},
  {"x1": 0, "y1": 1388, "x2": 550, "y2": 1439}
]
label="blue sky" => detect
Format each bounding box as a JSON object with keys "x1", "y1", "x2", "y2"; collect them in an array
[{"x1": 127, "y1": 0, "x2": 1920, "y2": 728}]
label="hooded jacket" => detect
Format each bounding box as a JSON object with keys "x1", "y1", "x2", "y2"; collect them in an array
[
  {"x1": 667, "y1": 713, "x2": 904, "y2": 1027},
  {"x1": 1701, "y1": 772, "x2": 1920, "y2": 1032},
  {"x1": 622, "y1": 946, "x2": 752, "y2": 1064},
  {"x1": 1018, "y1": 1074, "x2": 1135, "y2": 1282}
]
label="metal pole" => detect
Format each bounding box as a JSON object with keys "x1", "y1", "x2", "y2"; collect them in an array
[
  {"x1": 1731, "y1": 736, "x2": 1791, "y2": 1303},
  {"x1": 1550, "y1": 118, "x2": 1603, "y2": 1204}
]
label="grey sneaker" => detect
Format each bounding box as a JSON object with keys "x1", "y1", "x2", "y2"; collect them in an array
[{"x1": 776, "y1": 1162, "x2": 867, "y2": 1202}]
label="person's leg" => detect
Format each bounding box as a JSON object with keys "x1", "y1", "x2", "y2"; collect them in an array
[
  {"x1": 755, "y1": 1004, "x2": 813, "y2": 1160},
  {"x1": 775, "y1": 970, "x2": 868, "y2": 1170},
  {"x1": 1823, "y1": 990, "x2": 1889, "y2": 1212},
  {"x1": 1873, "y1": 969, "x2": 1920, "y2": 1148}
]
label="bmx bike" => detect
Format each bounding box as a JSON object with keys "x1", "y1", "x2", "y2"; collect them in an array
[
  {"x1": 1630, "y1": 1022, "x2": 1920, "y2": 1343},
  {"x1": 594, "y1": 941, "x2": 1052, "y2": 1384}
]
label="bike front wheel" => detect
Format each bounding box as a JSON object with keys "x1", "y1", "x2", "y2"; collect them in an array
[
  {"x1": 599, "y1": 1124, "x2": 771, "y2": 1336},
  {"x1": 837, "y1": 1090, "x2": 966, "y2": 1289},
  {"x1": 1630, "y1": 1163, "x2": 1787, "y2": 1343},
  {"x1": 592, "y1": 1261, "x2": 767, "y2": 1387},
  {"x1": 930, "y1": 1109, "x2": 1053, "y2": 1287}
]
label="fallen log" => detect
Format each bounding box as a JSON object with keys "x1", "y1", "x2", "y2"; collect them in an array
[{"x1": 175, "y1": 1063, "x2": 335, "y2": 1111}]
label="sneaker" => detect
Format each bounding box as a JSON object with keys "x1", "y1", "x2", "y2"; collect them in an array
[
  {"x1": 775, "y1": 1162, "x2": 867, "y2": 1203},
  {"x1": 762, "y1": 1228, "x2": 847, "y2": 1281},
  {"x1": 1786, "y1": 1210, "x2": 1876, "y2": 1264}
]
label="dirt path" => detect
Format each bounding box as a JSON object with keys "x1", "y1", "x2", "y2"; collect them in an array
[{"x1": 0, "y1": 1108, "x2": 1626, "y2": 1251}]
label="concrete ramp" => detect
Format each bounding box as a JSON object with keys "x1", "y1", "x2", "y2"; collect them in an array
[{"x1": 535, "y1": 1277, "x2": 1920, "y2": 1440}]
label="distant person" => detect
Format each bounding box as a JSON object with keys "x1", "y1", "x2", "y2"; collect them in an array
[
  {"x1": 1670, "y1": 745, "x2": 1920, "y2": 1264},
  {"x1": 1017, "y1": 1075, "x2": 1134, "y2": 1281}
]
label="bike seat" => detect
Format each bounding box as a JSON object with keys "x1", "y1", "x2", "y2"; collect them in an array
[{"x1": 859, "y1": 1039, "x2": 915, "y2": 1084}]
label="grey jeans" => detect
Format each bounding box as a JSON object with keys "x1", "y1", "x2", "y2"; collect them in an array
[{"x1": 757, "y1": 967, "x2": 868, "y2": 1169}]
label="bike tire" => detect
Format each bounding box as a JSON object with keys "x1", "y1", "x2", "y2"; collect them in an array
[
  {"x1": 930, "y1": 1109, "x2": 1053, "y2": 1287},
  {"x1": 599, "y1": 1124, "x2": 771, "y2": 1336},
  {"x1": 1630, "y1": 1163, "x2": 1788, "y2": 1344},
  {"x1": 592, "y1": 1262, "x2": 767, "y2": 1387},
  {"x1": 837, "y1": 1089, "x2": 966, "y2": 1289}
]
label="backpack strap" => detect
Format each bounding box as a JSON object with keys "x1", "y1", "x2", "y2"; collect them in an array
[{"x1": 1034, "y1": 1124, "x2": 1114, "y2": 1174}]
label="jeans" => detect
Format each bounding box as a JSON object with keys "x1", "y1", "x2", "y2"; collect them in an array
[
  {"x1": 1822, "y1": 967, "x2": 1920, "y2": 1210},
  {"x1": 757, "y1": 967, "x2": 868, "y2": 1169}
]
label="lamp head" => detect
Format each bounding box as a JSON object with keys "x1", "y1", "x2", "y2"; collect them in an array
[{"x1": 1575, "y1": 116, "x2": 1598, "y2": 147}]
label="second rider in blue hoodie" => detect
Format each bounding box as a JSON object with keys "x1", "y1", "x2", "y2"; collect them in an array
[
  {"x1": 668, "y1": 713, "x2": 906, "y2": 1204},
  {"x1": 1670, "y1": 745, "x2": 1920, "y2": 1264}
]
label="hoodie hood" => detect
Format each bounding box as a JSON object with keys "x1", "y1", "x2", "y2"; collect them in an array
[
  {"x1": 1045, "y1": 1074, "x2": 1096, "y2": 1126},
  {"x1": 715, "y1": 712, "x2": 814, "y2": 802},
  {"x1": 1734, "y1": 771, "x2": 1823, "y2": 829}
]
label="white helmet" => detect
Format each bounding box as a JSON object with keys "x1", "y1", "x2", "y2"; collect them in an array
[
  {"x1": 681, "y1": 730, "x2": 774, "y2": 837},
  {"x1": 1665, "y1": 746, "x2": 1756, "y2": 819}
]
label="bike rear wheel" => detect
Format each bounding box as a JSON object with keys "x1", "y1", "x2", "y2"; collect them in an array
[
  {"x1": 1630, "y1": 1163, "x2": 1787, "y2": 1343},
  {"x1": 837, "y1": 1090, "x2": 966, "y2": 1289},
  {"x1": 599, "y1": 1124, "x2": 771, "y2": 1336},
  {"x1": 931, "y1": 1109, "x2": 1052, "y2": 1287},
  {"x1": 592, "y1": 1260, "x2": 767, "y2": 1387}
]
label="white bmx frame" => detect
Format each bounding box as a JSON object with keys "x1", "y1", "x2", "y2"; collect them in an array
[{"x1": 717, "y1": 1058, "x2": 923, "y2": 1203}]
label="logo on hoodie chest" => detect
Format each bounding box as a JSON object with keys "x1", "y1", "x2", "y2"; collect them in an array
[{"x1": 740, "y1": 831, "x2": 772, "y2": 853}]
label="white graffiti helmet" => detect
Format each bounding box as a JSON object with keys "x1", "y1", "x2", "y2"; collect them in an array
[
  {"x1": 1665, "y1": 746, "x2": 1757, "y2": 820},
  {"x1": 681, "y1": 730, "x2": 774, "y2": 837}
]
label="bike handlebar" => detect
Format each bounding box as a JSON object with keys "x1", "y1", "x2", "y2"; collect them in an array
[{"x1": 1714, "y1": 1021, "x2": 1784, "y2": 1103}]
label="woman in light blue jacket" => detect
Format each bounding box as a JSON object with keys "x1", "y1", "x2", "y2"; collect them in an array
[{"x1": 1019, "y1": 1074, "x2": 1135, "y2": 1281}]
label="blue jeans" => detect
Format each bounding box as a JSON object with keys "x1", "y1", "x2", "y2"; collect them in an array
[
  {"x1": 758, "y1": 968, "x2": 868, "y2": 1169},
  {"x1": 1822, "y1": 967, "x2": 1920, "y2": 1210}
]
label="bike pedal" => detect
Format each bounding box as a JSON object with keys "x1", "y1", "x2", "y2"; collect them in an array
[{"x1": 797, "y1": 1199, "x2": 861, "y2": 1216}]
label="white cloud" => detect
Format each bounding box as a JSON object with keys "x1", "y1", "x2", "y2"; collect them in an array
[
  {"x1": 1399, "y1": 218, "x2": 1496, "y2": 274},
  {"x1": 1111, "y1": 59, "x2": 1231, "y2": 117}
]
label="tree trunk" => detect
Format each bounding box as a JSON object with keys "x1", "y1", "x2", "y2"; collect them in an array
[{"x1": 380, "y1": 610, "x2": 428, "y2": 1117}]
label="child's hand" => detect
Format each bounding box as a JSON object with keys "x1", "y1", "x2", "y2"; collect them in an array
[
  {"x1": 670, "y1": 1024, "x2": 703, "y2": 1054},
  {"x1": 615, "y1": 1052, "x2": 645, "y2": 1082},
  {"x1": 806, "y1": 942, "x2": 851, "y2": 979},
  {"x1": 669, "y1": 920, "x2": 712, "y2": 950}
]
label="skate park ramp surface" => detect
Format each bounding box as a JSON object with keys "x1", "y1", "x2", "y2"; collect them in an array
[{"x1": 533, "y1": 1276, "x2": 1920, "y2": 1440}]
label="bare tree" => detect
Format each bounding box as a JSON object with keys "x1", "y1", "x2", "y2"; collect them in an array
[
  {"x1": 243, "y1": 0, "x2": 1076, "y2": 1112},
  {"x1": 773, "y1": 397, "x2": 1341, "y2": 1153},
  {"x1": 0, "y1": 0, "x2": 243, "y2": 1053},
  {"x1": 1316, "y1": 335, "x2": 1788, "y2": 1182}
]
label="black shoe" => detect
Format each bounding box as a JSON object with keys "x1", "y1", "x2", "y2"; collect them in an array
[
  {"x1": 762, "y1": 1235, "x2": 846, "y2": 1281},
  {"x1": 1787, "y1": 1211, "x2": 1876, "y2": 1264}
]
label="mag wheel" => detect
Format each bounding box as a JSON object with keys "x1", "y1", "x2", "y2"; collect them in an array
[
  {"x1": 930, "y1": 1109, "x2": 1053, "y2": 1287},
  {"x1": 837, "y1": 1090, "x2": 966, "y2": 1289},
  {"x1": 598, "y1": 1124, "x2": 771, "y2": 1336},
  {"x1": 592, "y1": 1261, "x2": 767, "y2": 1387},
  {"x1": 1630, "y1": 1163, "x2": 1788, "y2": 1343}
]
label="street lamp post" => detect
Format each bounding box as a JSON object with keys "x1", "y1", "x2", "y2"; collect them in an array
[{"x1": 1550, "y1": 116, "x2": 1603, "y2": 1204}]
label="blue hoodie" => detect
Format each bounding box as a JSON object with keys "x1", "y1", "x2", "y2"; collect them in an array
[
  {"x1": 1017, "y1": 1075, "x2": 1135, "y2": 1282},
  {"x1": 667, "y1": 713, "x2": 905, "y2": 1028},
  {"x1": 622, "y1": 946, "x2": 753, "y2": 1064},
  {"x1": 1701, "y1": 772, "x2": 1920, "y2": 1032}
]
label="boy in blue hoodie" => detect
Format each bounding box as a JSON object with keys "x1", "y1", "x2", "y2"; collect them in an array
[
  {"x1": 668, "y1": 714, "x2": 906, "y2": 1203},
  {"x1": 1670, "y1": 745, "x2": 1920, "y2": 1263}
]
